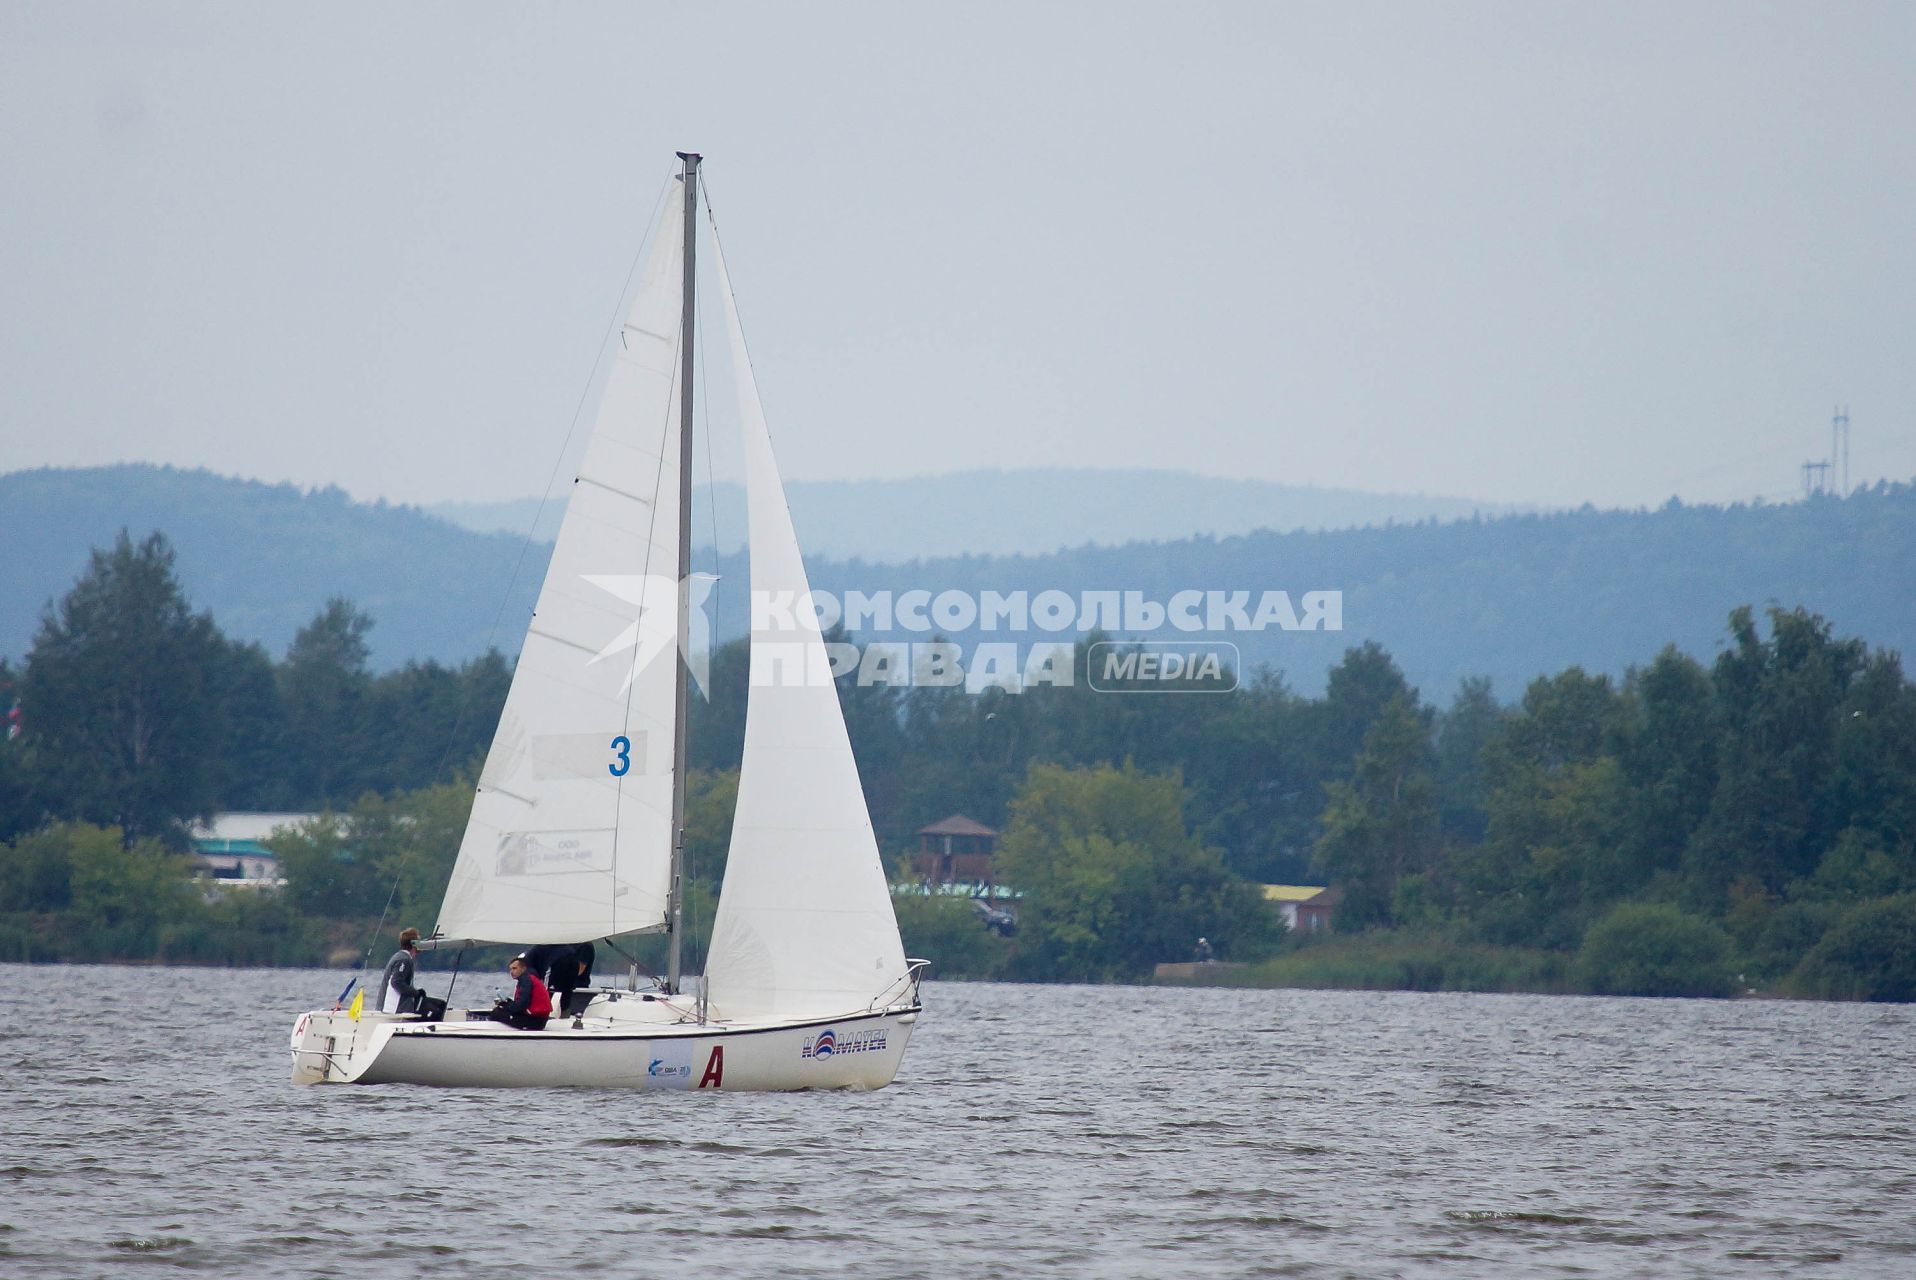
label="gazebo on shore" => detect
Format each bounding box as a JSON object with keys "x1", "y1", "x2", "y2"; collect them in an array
[{"x1": 912, "y1": 814, "x2": 999, "y2": 887}]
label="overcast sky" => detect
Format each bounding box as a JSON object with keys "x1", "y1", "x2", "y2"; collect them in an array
[{"x1": 3, "y1": 2, "x2": 1912, "y2": 510}]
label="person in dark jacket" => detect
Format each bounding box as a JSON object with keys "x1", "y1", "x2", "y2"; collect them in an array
[
  {"x1": 522, "y1": 944, "x2": 559, "y2": 986},
  {"x1": 547, "y1": 941, "x2": 596, "y2": 1008},
  {"x1": 493, "y1": 954, "x2": 551, "y2": 1030},
  {"x1": 377, "y1": 927, "x2": 423, "y2": 1013}
]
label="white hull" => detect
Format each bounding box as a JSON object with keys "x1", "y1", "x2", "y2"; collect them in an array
[{"x1": 290, "y1": 994, "x2": 919, "y2": 1091}]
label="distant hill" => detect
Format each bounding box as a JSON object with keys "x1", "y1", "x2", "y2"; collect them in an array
[
  {"x1": 4, "y1": 464, "x2": 1913, "y2": 699},
  {"x1": 431, "y1": 468, "x2": 1518, "y2": 560},
  {"x1": 785, "y1": 487, "x2": 1916, "y2": 699},
  {"x1": 0, "y1": 466, "x2": 541, "y2": 667}
]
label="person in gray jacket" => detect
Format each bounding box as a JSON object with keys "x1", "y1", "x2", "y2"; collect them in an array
[{"x1": 377, "y1": 927, "x2": 423, "y2": 1013}]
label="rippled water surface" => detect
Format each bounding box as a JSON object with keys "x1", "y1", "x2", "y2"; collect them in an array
[{"x1": 3, "y1": 965, "x2": 1914, "y2": 1276}]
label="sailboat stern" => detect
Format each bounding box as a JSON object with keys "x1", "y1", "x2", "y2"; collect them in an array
[{"x1": 289, "y1": 1008, "x2": 407, "y2": 1085}]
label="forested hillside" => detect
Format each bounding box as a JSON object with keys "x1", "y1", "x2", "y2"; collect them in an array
[
  {"x1": 5, "y1": 464, "x2": 1914, "y2": 699},
  {"x1": 798, "y1": 482, "x2": 1916, "y2": 697},
  {"x1": 0, "y1": 466, "x2": 541, "y2": 666}
]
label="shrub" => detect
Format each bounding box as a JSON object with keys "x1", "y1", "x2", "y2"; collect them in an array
[
  {"x1": 890, "y1": 894, "x2": 1011, "y2": 979},
  {"x1": 1785, "y1": 895, "x2": 1916, "y2": 1002},
  {"x1": 1573, "y1": 902, "x2": 1735, "y2": 998},
  {"x1": 1235, "y1": 931, "x2": 1568, "y2": 993}
]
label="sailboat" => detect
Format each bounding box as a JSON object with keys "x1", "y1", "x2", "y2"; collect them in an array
[{"x1": 289, "y1": 154, "x2": 925, "y2": 1090}]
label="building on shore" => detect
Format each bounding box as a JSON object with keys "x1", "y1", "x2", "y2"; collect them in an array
[
  {"x1": 1263, "y1": 884, "x2": 1336, "y2": 932},
  {"x1": 187, "y1": 812, "x2": 317, "y2": 888}
]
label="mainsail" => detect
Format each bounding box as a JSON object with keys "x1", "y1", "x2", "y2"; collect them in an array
[
  {"x1": 703, "y1": 229, "x2": 911, "y2": 1022},
  {"x1": 436, "y1": 194, "x2": 687, "y2": 944}
]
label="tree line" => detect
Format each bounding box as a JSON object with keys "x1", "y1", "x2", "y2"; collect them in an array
[
  {"x1": 0, "y1": 531, "x2": 507, "y2": 844},
  {"x1": 2, "y1": 528, "x2": 1912, "y2": 1000}
]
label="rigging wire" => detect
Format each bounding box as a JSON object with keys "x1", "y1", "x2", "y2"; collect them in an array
[{"x1": 700, "y1": 176, "x2": 784, "y2": 451}]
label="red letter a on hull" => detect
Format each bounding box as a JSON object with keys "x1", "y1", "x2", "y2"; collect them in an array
[{"x1": 698, "y1": 1045, "x2": 723, "y2": 1089}]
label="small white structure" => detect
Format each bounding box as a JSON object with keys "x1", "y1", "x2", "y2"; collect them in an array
[{"x1": 189, "y1": 812, "x2": 315, "y2": 888}]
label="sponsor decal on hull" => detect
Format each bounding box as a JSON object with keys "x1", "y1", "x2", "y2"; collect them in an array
[
  {"x1": 801, "y1": 1027, "x2": 887, "y2": 1060},
  {"x1": 642, "y1": 1041, "x2": 695, "y2": 1089}
]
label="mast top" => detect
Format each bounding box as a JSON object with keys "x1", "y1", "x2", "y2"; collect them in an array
[{"x1": 677, "y1": 151, "x2": 702, "y2": 164}]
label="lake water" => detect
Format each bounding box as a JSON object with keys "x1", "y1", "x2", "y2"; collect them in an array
[{"x1": 2, "y1": 964, "x2": 1912, "y2": 1277}]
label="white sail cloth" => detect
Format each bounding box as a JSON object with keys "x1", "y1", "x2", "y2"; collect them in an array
[
  {"x1": 437, "y1": 194, "x2": 687, "y2": 944},
  {"x1": 703, "y1": 230, "x2": 911, "y2": 1023}
]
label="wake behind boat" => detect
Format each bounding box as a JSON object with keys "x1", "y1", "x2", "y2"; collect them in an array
[{"x1": 289, "y1": 153, "x2": 925, "y2": 1090}]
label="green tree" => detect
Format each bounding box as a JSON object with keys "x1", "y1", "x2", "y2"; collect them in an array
[
  {"x1": 353, "y1": 780, "x2": 475, "y2": 930},
  {"x1": 22, "y1": 532, "x2": 226, "y2": 841},
  {"x1": 1459, "y1": 670, "x2": 1627, "y2": 947},
  {"x1": 1182, "y1": 671, "x2": 1319, "y2": 884},
  {"x1": 1313, "y1": 642, "x2": 1418, "y2": 776},
  {"x1": 266, "y1": 780, "x2": 476, "y2": 928},
  {"x1": 1572, "y1": 901, "x2": 1735, "y2": 998},
  {"x1": 1786, "y1": 894, "x2": 1916, "y2": 1002},
  {"x1": 996, "y1": 762, "x2": 1277, "y2": 981},
  {"x1": 1795, "y1": 826, "x2": 1913, "y2": 903},
  {"x1": 209, "y1": 637, "x2": 285, "y2": 812},
  {"x1": 682, "y1": 768, "x2": 738, "y2": 885},
  {"x1": 1313, "y1": 695, "x2": 1440, "y2": 930},
  {"x1": 1434, "y1": 676, "x2": 1502, "y2": 844},
  {"x1": 267, "y1": 813, "x2": 380, "y2": 919},
  {"x1": 1612, "y1": 648, "x2": 1718, "y2": 892},
  {"x1": 278, "y1": 598, "x2": 375, "y2": 806},
  {"x1": 1825, "y1": 650, "x2": 1916, "y2": 876},
  {"x1": 1688, "y1": 607, "x2": 1864, "y2": 901},
  {"x1": 1722, "y1": 890, "x2": 1839, "y2": 987},
  {"x1": 353, "y1": 654, "x2": 507, "y2": 796},
  {"x1": 0, "y1": 660, "x2": 34, "y2": 841},
  {"x1": 57, "y1": 822, "x2": 198, "y2": 958},
  {"x1": 0, "y1": 819, "x2": 77, "y2": 911}
]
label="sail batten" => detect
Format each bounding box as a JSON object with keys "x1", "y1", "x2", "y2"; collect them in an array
[{"x1": 435, "y1": 196, "x2": 688, "y2": 946}]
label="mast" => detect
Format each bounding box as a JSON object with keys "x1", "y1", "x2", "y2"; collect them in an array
[{"x1": 667, "y1": 151, "x2": 700, "y2": 995}]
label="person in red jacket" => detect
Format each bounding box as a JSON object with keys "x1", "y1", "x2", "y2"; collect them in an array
[{"x1": 493, "y1": 954, "x2": 551, "y2": 1030}]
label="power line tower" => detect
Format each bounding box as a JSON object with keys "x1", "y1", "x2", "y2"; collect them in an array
[
  {"x1": 1801, "y1": 459, "x2": 1831, "y2": 498},
  {"x1": 1831, "y1": 405, "x2": 1850, "y2": 495}
]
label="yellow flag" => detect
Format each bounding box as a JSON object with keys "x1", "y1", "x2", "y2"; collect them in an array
[{"x1": 347, "y1": 989, "x2": 364, "y2": 1021}]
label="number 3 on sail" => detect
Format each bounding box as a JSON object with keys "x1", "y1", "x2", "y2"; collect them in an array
[{"x1": 287, "y1": 153, "x2": 927, "y2": 1091}]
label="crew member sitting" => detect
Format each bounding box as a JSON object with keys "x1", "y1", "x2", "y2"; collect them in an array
[
  {"x1": 493, "y1": 953, "x2": 552, "y2": 1030},
  {"x1": 378, "y1": 927, "x2": 424, "y2": 1013}
]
